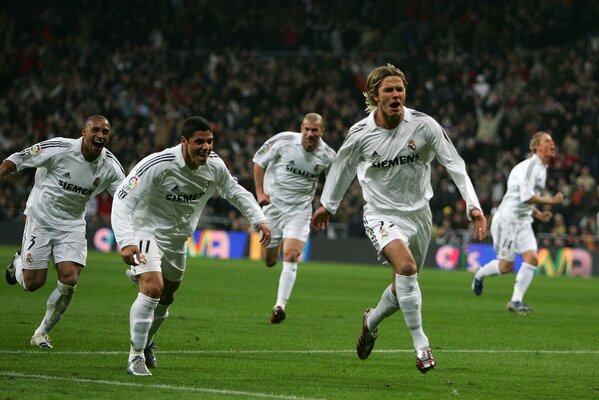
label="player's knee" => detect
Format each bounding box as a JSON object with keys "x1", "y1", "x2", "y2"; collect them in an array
[
  {"x1": 23, "y1": 278, "x2": 44, "y2": 292},
  {"x1": 523, "y1": 255, "x2": 539, "y2": 266},
  {"x1": 56, "y1": 263, "x2": 82, "y2": 287},
  {"x1": 283, "y1": 250, "x2": 300, "y2": 263},
  {"x1": 23, "y1": 271, "x2": 45, "y2": 291},
  {"x1": 58, "y1": 274, "x2": 79, "y2": 287},
  {"x1": 498, "y1": 261, "x2": 515, "y2": 274},
  {"x1": 393, "y1": 260, "x2": 417, "y2": 276},
  {"x1": 142, "y1": 284, "x2": 163, "y2": 299}
]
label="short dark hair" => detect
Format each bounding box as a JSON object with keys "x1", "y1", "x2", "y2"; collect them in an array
[
  {"x1": 181, "y1": 116, "x2": 212, "y2": 139},
  {"x1": 85, "y1": 114, "x2": 110, "y2": 127}
]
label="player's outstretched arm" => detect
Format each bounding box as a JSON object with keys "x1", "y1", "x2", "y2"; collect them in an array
[{"x1": 526, "y1": 192, "x2": 564, "y2": 206}]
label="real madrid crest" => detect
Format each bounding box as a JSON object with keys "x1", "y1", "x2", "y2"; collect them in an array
[
  {"x1": 380, "y1": 227, "x2": 388, "y2": 239},
  {"x1": 408, "y1": 139, "x2": 417, "y2": 152}
]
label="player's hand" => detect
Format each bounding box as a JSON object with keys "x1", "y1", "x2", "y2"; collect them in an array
[
  {"x1": 120, "y1": 245, "x2": 145, "y2": 266},
  {"x1": 311, "y1": 207, "x2": 331, "y2": 231},
  {"x1": 553, "y1": 192, "x2": 564, "y2": 204},
  {"x1": 538, "y1": 210, "x2": 553, "y2": 223},
  {"x1": 257, "y1": 223, "x2": 271, "y2": 247},
  {"x1": 257, "y1": 192, "x2": 271, "y2": 207},
  {"x1": 470, "y1": 208, "x2": 486, "y2": 241}
]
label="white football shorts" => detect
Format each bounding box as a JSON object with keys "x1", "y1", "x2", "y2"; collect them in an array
[
  {"x1": 128, "y1": 237, "x2": 187, "y2": 282},
  {"x1": 21, "y1": 217, "x2": 87, "y2": 270},
  {"x1": 490, "y1": 212, "x2": 537, "y2": 262},
  {"x1": 263, "y1": 204, "x2": 310, "y2": 248},
  {"x1": 362, "y1": 205, "x2": 432, "y2": 270}
]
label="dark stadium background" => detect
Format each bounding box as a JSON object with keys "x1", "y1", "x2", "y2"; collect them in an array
[{"x1": 1, "y1": 0, "x2": 598, "y2": 251}]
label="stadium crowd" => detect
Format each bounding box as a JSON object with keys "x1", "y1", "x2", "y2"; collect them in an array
[{"x1": 1, "y1": 0, "x2": 598, "y2": 248}]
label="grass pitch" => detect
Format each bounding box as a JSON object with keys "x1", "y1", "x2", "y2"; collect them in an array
[{"x1": 0, "y1": 246, "x2": 598, "y2": 399}]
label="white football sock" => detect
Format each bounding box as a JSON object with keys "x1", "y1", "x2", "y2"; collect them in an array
[
  {"x1": 395, "y1": 274, "x2": 429, "y2": 350},
  {"x1": 511, "y1": 263, "x2": 536, "y2": 302},
  {"x1": 14, "y1": 254, "x2": 28, "y2": 291},
  {"x1": 147, "y1": 303, "x2": 169, "y2": 347},
  {"x1": 275, "y1": 261, "x2": 297, "y2": 309},
  {"x1": 129, "y1": 292, "x2": 158, "y2": 361},
  {"x1": 367, "y1": 284, "x2": 399, "y2": 331},
  {"x1": 475, "y1": 259, "x2": 501, "y2": 279},
  {"x1": 34, "y1": 281, "x2": 75, "y2": 335}
]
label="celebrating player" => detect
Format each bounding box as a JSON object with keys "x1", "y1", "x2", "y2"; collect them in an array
[
  {"x1": 311, "y1": 64, "x2": 486, "y2": 373},
  {"x1": 111, "y1": 116, "x2": 271, "y2": 376},
  {"x1": 2, "y1": 115, "x2": 125, "y2": 349},
  {"x1": 253, "y1": 112, "x2": 336, "y2": 323},
  {"x1": 472, "y1": 131, "x2": 563, "y2": 314}
]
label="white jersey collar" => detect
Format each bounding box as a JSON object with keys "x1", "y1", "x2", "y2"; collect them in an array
[
  {"x1": 175, "y1": 143, "x2": 210, "y2": 170},
  {"x1": 74, "y1": 137, "x2": 84, "y2": 156},
  {"x1": 174, "y1": 143, "x2": 187, "y2": 167}
]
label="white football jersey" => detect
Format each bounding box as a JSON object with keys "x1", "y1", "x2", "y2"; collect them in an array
[
  {"x1": 6, "y1": 137, "x2": 125, "y2": 232},
  {"x1": 321, "y1": 108, "x2": 482, "y2": 217},
  {"x1": 496, "y1": 154, "x2": 547, "y2": 223},
  {"x1": 112, "y1": 144, "x2": 267, "y2": 248},
  {"x1": 253, "y1": 132, "x2": 336, "y2": 214}
]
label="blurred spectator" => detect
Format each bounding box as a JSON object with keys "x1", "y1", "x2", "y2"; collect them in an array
[
  {"x1": 475, "y1": 96, "x2": 505, "y2": 161},
  {"x1": 0, "y1": 0, "x2": 597, "y2": 250},
  {"x1": 551, "y1": 214, "x2": 567, "y2": 235},
  {"x1": 575, "y1": 166, "x2": 596, "y2": 192}
]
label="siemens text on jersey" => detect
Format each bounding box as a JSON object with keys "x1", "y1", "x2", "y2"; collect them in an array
[
  {"x1": 285, "y1": 163, "x2": 318, "y2": 178},
  {"x1": 371, "y1": 153, "x2": 420, "y2": 169},
  {"x1": 58, "y1": 179, "x2": 93, "y2": 195},
  {"x1": 165, "y1": 192, "x2": 205, "y2": 202}
]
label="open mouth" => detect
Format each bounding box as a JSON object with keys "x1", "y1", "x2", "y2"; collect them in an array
[
  {"x1": 390, "y1": 101, "x2": 401, "y2": 110},
  {"x1": 92, "y1": 139, "x2": 104, "y2": 150}
]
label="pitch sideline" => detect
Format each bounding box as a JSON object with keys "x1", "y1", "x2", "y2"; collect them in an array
[
  {"x1": 0, "y1": 371, "x2": 324, "y2": 400},
  {"x1": 0, "y1": 348, "x2": 597, "y2": 355}
]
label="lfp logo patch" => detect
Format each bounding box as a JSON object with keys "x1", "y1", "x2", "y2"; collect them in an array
[
  {"x1": 257, "y1": 143, "x2": 271, "y2": 154},
  {"x1": 29, "y1": 144, "x2": 42, "y2": 155},
  {"x1": 127, "y1": 176, "x2": 140, "y2": 188},
  {"x1": 117, "y1": 175, "x2": 140, "y2": 199}
]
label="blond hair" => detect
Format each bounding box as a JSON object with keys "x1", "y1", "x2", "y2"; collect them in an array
[
  {"x1": 363, "y1": 63, "x2": 408, "y2": 112},
  {"x1": 529, "y1": 131, "x2": 549, "y2": 155}
]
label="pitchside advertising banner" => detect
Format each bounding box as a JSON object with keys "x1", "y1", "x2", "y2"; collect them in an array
[
  {"x1": 90, "y1": 226, "x2": 311, "y2": 262},
  {"x1": 86, "y1": 226, "x2": 596, "y2": 277},
  {"x1": 434, "y1": 243, "x2": 596, "y2": 277}
]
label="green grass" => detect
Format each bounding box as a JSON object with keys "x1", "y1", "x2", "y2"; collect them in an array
[{"x1": 0, "y1": 245, "x2": 598, "y2": 399}]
